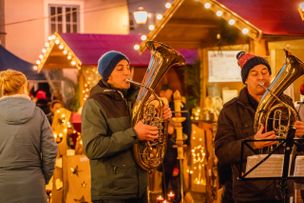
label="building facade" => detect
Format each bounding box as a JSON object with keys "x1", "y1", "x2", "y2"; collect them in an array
[{"x1": 3, "y1": 0, "x2": 129, "y2": 62}]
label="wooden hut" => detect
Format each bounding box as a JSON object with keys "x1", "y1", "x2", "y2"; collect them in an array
[{"x1": 36, "y1": 32, "x2": 198, "y2": 109}]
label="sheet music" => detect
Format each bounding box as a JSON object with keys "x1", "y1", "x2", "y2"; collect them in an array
[
  {"x1": 245, "y1": 154, "x2": 291, "y2": 178},
  {"x1": 293, "y1": 156, "x2": 304, "y2": 177}
]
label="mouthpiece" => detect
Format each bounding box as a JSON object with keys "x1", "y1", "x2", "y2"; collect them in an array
[
  {"x1": 258, "y1": 81, "x2": 265, "y2": 87},
  {"x1": 126, "y1": 78, "x2": 154, "y2": 92},
  {"x1": 126, "y1": 79, "x2": 143, "y2": 87}
]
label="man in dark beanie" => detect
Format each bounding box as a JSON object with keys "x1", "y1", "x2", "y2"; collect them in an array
[
  {"x1": 236, "y1": 51, "x2": 272, "y2": 83},
  {"x1": 215, "y1": 51, "x2": 304, "y2": 203},
  {"x1": 81, "y1": 50, "x2": 172, "y2": 203}
]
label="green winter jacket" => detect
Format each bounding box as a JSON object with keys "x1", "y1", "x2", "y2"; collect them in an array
[{"x1": 81, "y1": 80, "x2": 147, "y2": 201}]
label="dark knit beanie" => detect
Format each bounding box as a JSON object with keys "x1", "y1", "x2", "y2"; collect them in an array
[
  {"x1": 97, "y1": 50, "x2": 129, "y2": 81},
  {"x1": 236, "y1": 51, "x2": 271, "y2": 83}
]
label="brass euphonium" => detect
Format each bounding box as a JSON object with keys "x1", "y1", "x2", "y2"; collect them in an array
[
  {"x1": 128, "y1": 41, "x2": 185, "y2": 171},
  {"x1": 254, "y1": 50, "x2": 304, "y2": 138}
]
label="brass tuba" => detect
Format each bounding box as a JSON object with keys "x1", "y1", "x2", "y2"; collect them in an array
[
  {"x1": 254, "y1": 50, "x2": 304, "y2": 138},
  {"x1": 128, "y1": 41, "x2": 185, "y2": 171}
]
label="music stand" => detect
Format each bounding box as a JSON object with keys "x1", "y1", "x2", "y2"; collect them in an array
[{"x1": 239, "y1": 127, "x2": 304, "y2": 203}]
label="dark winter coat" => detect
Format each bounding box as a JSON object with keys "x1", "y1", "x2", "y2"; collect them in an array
[
  {"x1": 215, "y1": 87, "x2": 295, "y2": 202},
  {"x1": 0, "y1": 95, "x2": 57, "y2": 203},
  {"x1": 81, "y1": 81, "x2": 147, "y2": 201}
]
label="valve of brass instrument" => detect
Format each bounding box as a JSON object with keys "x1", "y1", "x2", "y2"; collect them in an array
[{"x1": 150, "y1": 148, "x2": 158, "y2": 158}]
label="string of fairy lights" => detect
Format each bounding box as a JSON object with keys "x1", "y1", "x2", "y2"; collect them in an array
[
  {"x1": 132, "y1": 1, "x2": 172, "y2": 51},
  {"x1": 34, "y1": 32, "x2": 96, "y2": 103},
  {"x1": 38, "y1": 33, "x2": 99, "y2": 103},
  {"x1": 81, "y1": 67, "x2": 100, "y2": 102},
  {"x1": 191, "y1": 142, "x2": 207, "y2": 185},
  {"x1": 34, "y1": 33, "x2": 82, "y2": 72},
  {"x1": 136, "y1": 0, "x2": 264, "y2": 51},
  {"x1": 52, "y1": 108, "x2": 77, "y2": 142}
]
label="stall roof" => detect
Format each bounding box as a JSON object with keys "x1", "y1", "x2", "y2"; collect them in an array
[
  {"x1": 60, "y1": 33, "x2": 151, "y2": 66},
  {"x1": 218, "y1": 0, "x2": 304, "y2": 36},
  {"x1": 0, "y1": 45, "x2": 45, "y2": 80},
  {"x1": 140, "y1": 0, "x2": 304, "y2": 50},
  {"x1": 37, "y1": 33, "x2": 198, "y2": 71}
]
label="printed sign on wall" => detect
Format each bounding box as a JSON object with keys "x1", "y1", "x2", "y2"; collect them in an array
[{"x1": 208, "y1": 50, "x2": 242, "y2": 82}]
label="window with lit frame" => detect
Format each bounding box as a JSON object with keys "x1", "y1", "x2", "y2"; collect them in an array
[{"x1": 49, "y1": 4, "x2": 80, "y2": 34}]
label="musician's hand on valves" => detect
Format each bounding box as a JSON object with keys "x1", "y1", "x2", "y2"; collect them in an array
[
  {"x1": 294, "y1": 120, "x2": 304, "y2": 137},
  {"x1": 252, "y1": 125, "x2": 277, "y2": 149},
  {"x1": 134, "y1": 120, "x2": 159, "y2": 141},
  {"x1": 162, "y1": 105, "x2": 172, "y2": 121}
]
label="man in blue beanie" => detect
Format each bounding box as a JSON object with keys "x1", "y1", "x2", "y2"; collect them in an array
[
  {"x1": 98, "y1": 50, "x2": 130, "y2": 82},
  {"x1": 81, "y1": 50, "x2": 172, "y2": 203}
]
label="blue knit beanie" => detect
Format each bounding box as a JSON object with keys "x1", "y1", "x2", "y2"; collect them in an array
[{"x1": 97, "y1": 50, "x2": 129, "y2": 81}]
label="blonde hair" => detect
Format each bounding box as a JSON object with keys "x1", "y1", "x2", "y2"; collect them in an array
[{"x1": 0, "y1": 69, "x2": 28, "y2": 97}]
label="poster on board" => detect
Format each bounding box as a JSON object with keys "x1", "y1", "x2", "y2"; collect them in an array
[{"x1": 208, "y1": 50, "x2": 242, "y2": 82}]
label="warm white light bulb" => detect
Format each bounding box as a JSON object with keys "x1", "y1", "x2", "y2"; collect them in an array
[
  {"x1": 156, "y1": 14, "x2": 163, "y2": 20},
  {"x1": 216, "y1": 10, "x2": 223, "y2": 17},
  {"x1": 71, "y1": 61, "x2": 76, "y2": 66},
  {"x1": 133, "y1": 44, "x2": 140, "y2": 50},
  {"x1": 140, "y1": 35, "x2": 147, "y2": 41},
  {"x1": 148, "y1": 24, "x2": 155, "y2": 31},
  {"x1": 242, "y1": 28, "x2": 249, "y2": 35},
  {"x1": 204, "y1": 2, "x2": 211, "y2": 9},
  {"x1": 228, "y1": 19, "x2": 235, "y2": 25},
  {"x1": 165, "y1": 2, "x2": 171, "y2": 9}
]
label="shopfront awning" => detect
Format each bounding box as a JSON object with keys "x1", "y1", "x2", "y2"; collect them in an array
[{"x1": 0, "y1": 45, "x2": 45, "y2": 80}]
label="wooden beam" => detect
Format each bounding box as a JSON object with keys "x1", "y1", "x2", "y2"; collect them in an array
[{"x1": 249, "y1": 38, "x2": 268, "y2": 56}]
